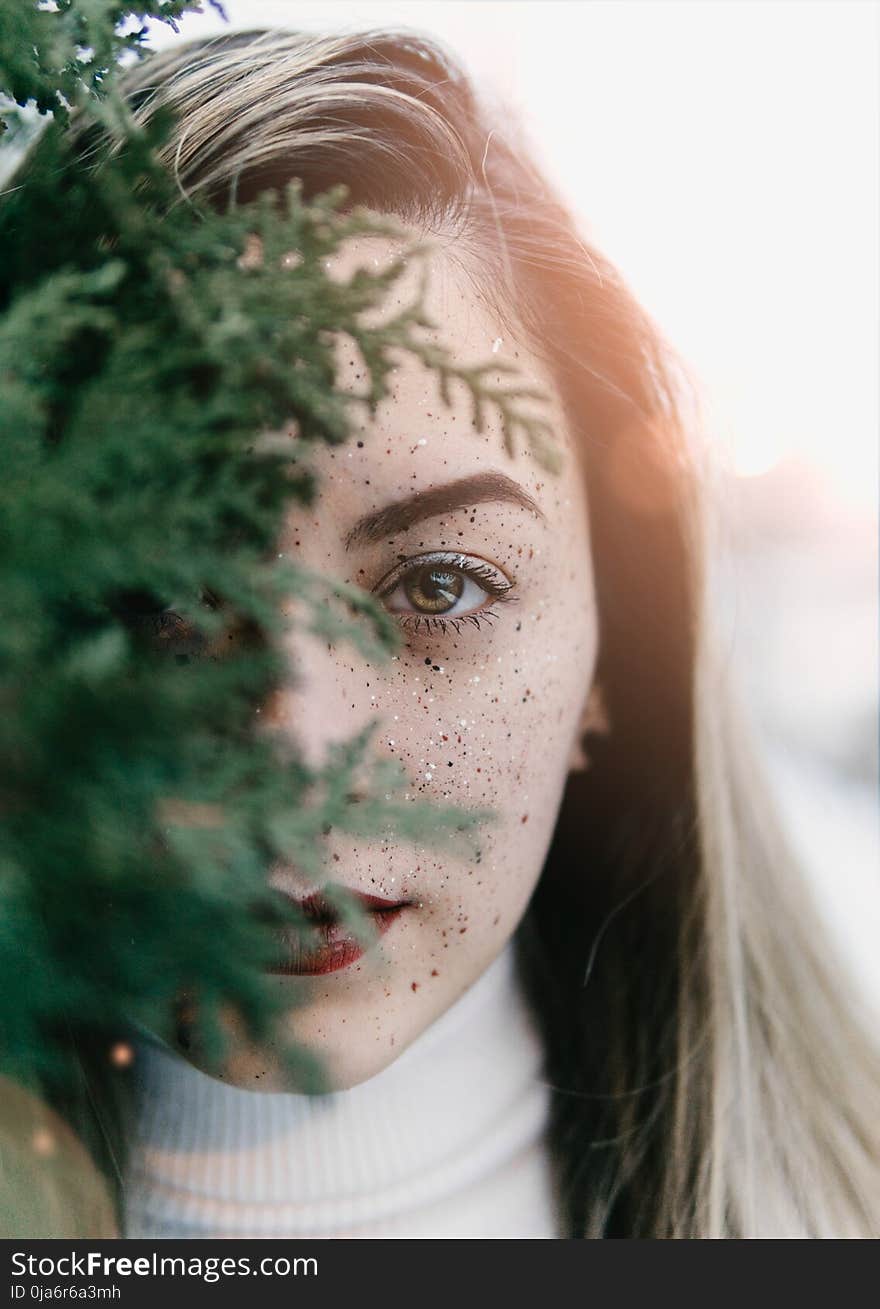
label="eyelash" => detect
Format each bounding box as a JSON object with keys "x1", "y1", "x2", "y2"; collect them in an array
[
  {"x1": 112, "y1": 589, "x2": 218, "y2": 645},
  {"x1": 373, "y1": 551, "x2": 518, "y2": 636}
]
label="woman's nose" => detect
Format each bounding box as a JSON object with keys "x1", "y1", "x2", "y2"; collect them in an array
[{"x1": 257, "y1": 624, "x2": 369, "y2": 776}]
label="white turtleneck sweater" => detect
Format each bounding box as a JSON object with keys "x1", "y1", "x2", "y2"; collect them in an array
[{"x1": 122, "y1": 943, "x2": 562, "y2": 1238}]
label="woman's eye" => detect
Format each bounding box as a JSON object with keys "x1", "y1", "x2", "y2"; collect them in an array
[
  {"x1": 374, "y1": 552, "x2": 517, "y2": 634},
  {"x1": 111, "y1": 589, "x2": 220, "y2": 658}
]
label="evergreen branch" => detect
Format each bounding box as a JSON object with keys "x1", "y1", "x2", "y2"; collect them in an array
[
  {"x1": 341, "y1": 252, "x2": 564, "y2": 474},
  {"x1": 0, "y1": 2, "x2": 225, "y2": 128},
  {"x1": 0, "y1": 2, "x2": 562, "y2": 1167}
]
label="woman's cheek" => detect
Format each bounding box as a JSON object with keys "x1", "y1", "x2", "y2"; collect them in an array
[{"x1": 366, "y1": 595, "x2": 591, "y2": 949}]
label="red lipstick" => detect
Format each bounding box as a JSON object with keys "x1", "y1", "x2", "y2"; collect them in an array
[{"x1": 266, "y1": 888, "x2": 410, "y2": 976}]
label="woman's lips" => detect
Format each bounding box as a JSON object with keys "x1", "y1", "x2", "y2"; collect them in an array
[{"x1": 265, "y1": 888, "x2": 410, "y2": 976}]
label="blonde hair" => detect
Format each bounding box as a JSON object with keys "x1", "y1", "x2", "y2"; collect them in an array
[{"x1": 59, "y1": 26, "x2": 880, "y2": 1237}]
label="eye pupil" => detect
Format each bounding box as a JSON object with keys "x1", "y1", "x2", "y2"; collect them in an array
[{"x1": 405, "y1": 565, "x2": 464, "y2": 614}]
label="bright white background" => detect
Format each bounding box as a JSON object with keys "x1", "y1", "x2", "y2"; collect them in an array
[
  {"x1": 148, "y1": 0, "x2": 879, "y2": 507},
  {"x1": 143, "y1": 1, "x2": 880, "y2": 1004}
]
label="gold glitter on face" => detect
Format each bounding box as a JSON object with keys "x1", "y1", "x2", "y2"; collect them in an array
[{"x1": 203, "y1": 229, "x2": 599, "y2": 1091}]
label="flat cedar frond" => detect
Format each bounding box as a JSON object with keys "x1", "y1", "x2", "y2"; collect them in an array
[{"x1": 0, "y1": 2, "x2": 559, "y2": 1131}]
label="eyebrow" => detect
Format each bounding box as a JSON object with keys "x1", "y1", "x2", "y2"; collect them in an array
[{"x1": 343, "y1": 471, "x2": 546, "y2": 551}]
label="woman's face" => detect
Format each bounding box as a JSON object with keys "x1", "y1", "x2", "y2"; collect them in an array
[{"x1": 189, "y1": 227, "x2": 599, "y2": 1091}]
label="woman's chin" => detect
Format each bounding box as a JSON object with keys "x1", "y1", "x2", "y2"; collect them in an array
[{"x1": 167, "y1": 992, "x2": 428, "y2": 1094}]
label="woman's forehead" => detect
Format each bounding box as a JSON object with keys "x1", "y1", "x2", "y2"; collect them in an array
[
  {"x1": 301, "y1": 397, "x2": 570, "y2": 560},
  {"x1": 307, "y1": 231, "x2": 577, "y2": 528}
]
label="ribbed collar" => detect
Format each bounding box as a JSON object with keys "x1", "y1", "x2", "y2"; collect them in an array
[{"x1": 123, "y1": 942, "x2": 561, "y2": 1238}]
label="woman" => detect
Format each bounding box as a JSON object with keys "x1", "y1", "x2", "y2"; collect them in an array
[{"x1": 27, "y1": 26, "x2": 880, "y2": 1238}]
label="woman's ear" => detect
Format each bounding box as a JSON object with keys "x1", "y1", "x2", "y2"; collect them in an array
[{"x1": 567, "y1": 682, "x2": 610, "y2": 774}]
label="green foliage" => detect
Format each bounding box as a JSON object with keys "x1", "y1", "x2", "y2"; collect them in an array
[
  {"x1": 0, "y1": 0, "x2": 561, "y2": 1133},
  {"x1": 0, "y1": 1, "x2": 226, "y2": 126}
]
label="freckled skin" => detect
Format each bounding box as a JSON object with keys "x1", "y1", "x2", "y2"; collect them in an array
[{"x1": 193, "y1": 227, "x2": 599, "y2": 1091}]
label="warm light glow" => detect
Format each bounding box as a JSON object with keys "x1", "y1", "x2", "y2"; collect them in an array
[
  {"x1": 31, "y1": 1127, "x2": 56, "y2": 1157},
  {"x1": 145, "y1": 2, "x2": 878, "y2": 518},
  {"x1": 109, "y1": 1041, "x2": 134, "y2": 1067}
]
